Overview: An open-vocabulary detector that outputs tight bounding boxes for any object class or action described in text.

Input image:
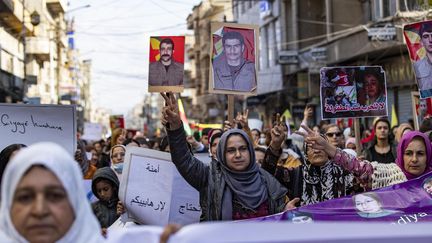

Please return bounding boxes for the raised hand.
[234,109,250,130]
[160,92,182,131]
[296,124,337,158]
[269,113,286,151]
[303,106,313,121]
[223,120,234,132]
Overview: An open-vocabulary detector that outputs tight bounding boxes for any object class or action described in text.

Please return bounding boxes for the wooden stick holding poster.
[227,95,235,123]
[148,36,185,93]
[119,146,201,226]
[209,22,259,95]
[354,119,363,155]
[320,66,388,119]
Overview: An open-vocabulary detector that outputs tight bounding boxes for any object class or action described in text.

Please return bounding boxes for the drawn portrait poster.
[320,66,388,119]
[209,22,259,95]
[148,36,185,93]
[404,21,432,99]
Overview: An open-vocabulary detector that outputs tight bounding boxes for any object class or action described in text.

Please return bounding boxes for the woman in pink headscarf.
[298,128,432,191]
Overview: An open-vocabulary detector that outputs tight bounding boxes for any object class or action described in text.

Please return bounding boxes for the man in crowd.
[212,31,256,92]
[149,38,184,86]
[414,22,432,97]
[362,118,397,164]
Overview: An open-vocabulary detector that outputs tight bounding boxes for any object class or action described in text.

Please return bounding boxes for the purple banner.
[256,171,432,224]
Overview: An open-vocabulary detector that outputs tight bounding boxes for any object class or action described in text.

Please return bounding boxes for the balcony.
[46,0,66,17]
[0,0,13,12]
[0,0,33,35]
[25,36,50,61]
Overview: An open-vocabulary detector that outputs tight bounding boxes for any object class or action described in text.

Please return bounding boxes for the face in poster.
[110,115,125,130]
[209,23,259,95]
[320,66,388,119]
[404,21,432,98]
[411,91,432,130]
[148,36,185,93]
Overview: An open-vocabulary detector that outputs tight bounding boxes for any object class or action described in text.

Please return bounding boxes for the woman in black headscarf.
[161,92,288,221]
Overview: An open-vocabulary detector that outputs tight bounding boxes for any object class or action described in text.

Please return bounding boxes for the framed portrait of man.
[148,36,185,93]
[209,22,259,95]
[404,21,432,98]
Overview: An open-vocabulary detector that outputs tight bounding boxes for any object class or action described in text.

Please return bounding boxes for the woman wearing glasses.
[298,127,432,191]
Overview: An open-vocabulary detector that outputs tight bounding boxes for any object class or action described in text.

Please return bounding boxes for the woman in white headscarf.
[0,142,104,243]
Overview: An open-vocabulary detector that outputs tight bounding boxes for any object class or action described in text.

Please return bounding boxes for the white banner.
[0,104,76,155]
[119,147,201,226]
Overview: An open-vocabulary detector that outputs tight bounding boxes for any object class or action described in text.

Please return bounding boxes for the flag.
[391,104,398,128]
[178,99,192,136]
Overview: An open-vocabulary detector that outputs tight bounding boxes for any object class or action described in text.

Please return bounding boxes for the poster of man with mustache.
[148,36,185,92]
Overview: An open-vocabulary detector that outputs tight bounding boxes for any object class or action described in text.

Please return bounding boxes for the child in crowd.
[91,167,120,230]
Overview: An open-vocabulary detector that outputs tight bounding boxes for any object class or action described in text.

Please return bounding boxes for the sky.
[68,0,202,115]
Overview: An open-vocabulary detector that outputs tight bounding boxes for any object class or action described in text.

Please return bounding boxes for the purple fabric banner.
[256,171,432,224]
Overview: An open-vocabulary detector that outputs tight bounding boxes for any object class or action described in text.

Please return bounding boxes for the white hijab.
[0,142,104,243]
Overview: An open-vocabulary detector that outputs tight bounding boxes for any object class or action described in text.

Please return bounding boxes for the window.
[399,0,429,11]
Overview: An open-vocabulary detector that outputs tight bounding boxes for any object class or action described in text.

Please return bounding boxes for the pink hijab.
[396,131,432,180]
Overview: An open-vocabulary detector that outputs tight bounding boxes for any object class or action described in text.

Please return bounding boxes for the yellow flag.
[282,109,292,120]
[391,104,398,128]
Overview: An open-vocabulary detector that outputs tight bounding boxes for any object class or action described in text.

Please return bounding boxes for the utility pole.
[56,16,61,104]
[21,0,26,103]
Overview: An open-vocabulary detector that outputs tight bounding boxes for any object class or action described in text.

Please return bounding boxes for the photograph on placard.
[320,66,387,119]
[411,91,432,130]
[404,21,432,98]
[109,115,125,130]
[148,36,185,93]
[209,22,258,95]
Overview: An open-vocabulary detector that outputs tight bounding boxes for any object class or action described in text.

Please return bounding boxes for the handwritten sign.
[119,147,201,226]
[0,104,76,155]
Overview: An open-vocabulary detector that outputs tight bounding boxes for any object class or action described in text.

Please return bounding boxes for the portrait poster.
[404,21,432,99]
[209,22,259,95]
[109,115,125,131]
[148,36,185,93]
[119,146,201,226]
[320,66,388,119]
[411,91,432,130]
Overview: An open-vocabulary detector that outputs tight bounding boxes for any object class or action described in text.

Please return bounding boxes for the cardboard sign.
[81,122,103,141]
[209,22,259,95]
[148,36,185,93]
[119,147,200,226]
[320,66,388,119]
[404,20,432,98]
[0,104,76,155]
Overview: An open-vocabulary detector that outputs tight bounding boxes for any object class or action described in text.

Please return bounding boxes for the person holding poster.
[161,92,291,221]
[149,37,184,87]
[298,127,432,191]
[212,30,257,92]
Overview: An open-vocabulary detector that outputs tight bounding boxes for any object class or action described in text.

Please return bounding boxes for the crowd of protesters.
[1,91,432,242]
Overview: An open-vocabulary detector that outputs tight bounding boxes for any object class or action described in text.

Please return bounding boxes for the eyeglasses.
[326,132,342,138]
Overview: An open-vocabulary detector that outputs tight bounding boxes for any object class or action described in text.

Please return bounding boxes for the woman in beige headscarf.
[395,123,413,143]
